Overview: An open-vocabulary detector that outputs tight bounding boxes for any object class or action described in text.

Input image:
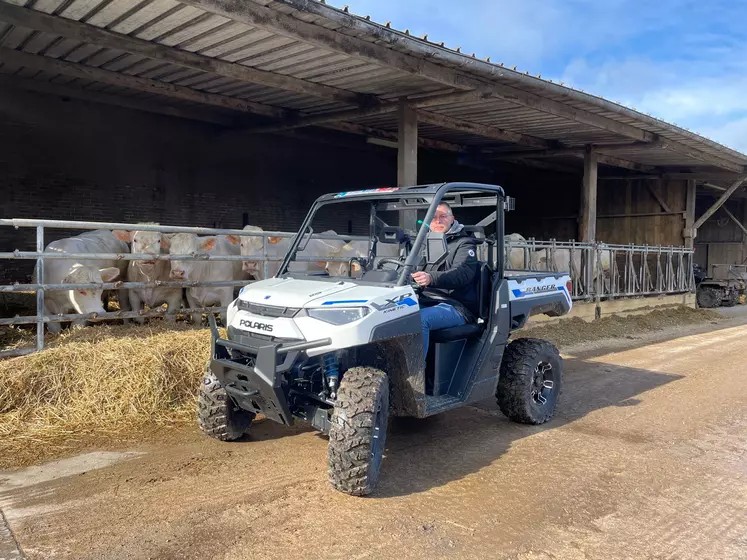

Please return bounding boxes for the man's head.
[430,202,454,233]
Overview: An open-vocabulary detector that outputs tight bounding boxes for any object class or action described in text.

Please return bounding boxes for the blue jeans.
[420,303,466,358]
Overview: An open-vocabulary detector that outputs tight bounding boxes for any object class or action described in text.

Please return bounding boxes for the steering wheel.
[376,257,406,270]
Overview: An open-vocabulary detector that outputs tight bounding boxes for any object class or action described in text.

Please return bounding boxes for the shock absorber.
[323,354,340,399]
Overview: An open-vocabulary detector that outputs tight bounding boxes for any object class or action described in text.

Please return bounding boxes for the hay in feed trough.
[0,323,215,468]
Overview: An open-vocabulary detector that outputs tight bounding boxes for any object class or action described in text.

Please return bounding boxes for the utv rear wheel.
[328,367,389,496]
[197,366,255,441]
[697,286,722,308]
[497,338,562,425]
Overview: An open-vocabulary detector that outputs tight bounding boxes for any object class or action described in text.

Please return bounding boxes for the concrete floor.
[1,318,746,559]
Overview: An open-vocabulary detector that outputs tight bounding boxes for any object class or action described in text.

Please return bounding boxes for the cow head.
[63,264,120,317]
[239,225,265,276]
[169,234,215,280]
[128,230,168,272]
[325,243,363,277]
[529,251,549,270]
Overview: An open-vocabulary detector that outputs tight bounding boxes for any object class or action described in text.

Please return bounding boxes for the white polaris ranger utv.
[199,183,572,496]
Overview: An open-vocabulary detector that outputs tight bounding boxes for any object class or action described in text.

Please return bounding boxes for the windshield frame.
[276,182,506,282]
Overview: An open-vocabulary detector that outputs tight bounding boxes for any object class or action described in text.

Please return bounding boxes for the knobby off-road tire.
[497,338,563,425]
[197,365,255,441]
[697,286,722,309]
[328,367,389,496]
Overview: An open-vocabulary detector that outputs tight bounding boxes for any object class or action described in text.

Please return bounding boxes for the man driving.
[411,202,480,359]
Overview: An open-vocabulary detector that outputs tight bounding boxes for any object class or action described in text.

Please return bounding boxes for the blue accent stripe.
[322,299,368,305]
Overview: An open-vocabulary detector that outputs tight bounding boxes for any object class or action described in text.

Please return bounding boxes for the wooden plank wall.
[596,178,687,246]
[507,175,690,246]
[693,195,746,268]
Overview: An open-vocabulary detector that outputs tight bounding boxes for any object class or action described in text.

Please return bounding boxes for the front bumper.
[208,316,331,426]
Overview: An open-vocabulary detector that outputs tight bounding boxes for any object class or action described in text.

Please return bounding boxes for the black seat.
[427,260,493,344]
[430,323,483,343]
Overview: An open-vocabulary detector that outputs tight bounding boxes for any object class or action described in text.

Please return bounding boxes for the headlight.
[306,307,369,325]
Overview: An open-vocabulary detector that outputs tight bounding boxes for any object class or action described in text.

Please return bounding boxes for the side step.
[423,394,463,416]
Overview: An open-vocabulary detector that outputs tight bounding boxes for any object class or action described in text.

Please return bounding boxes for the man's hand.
[411,271,433,287]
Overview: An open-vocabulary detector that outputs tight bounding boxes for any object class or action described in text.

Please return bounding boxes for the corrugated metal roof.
[0,0,745,180]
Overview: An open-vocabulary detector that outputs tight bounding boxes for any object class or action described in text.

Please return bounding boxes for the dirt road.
[2,323,747,559]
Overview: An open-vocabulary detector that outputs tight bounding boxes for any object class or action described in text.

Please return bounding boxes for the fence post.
[595,244,602,318]
[262,234,269,280]
[35,225,45,352]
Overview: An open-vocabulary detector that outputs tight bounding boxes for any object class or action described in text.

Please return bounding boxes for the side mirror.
[426,232,448,267]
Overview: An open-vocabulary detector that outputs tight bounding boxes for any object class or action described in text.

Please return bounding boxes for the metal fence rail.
[0,218,369,358]
[502,238,695,300]
[1,219,696,359]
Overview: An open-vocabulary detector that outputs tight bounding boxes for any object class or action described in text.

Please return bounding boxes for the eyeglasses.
[432,213,452,222]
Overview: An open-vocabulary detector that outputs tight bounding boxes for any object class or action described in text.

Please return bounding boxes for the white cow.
[505,232,529,270]
[530,248,582,275]
[34,230,130,333]
[168,233,244,325]
[531,246,613,292]
[114,228,183,324]
[326,240,402,278]
[325,240,368,278]
[240,226,344,279]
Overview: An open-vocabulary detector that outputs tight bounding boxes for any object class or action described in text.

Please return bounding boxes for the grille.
[237,300,300,318]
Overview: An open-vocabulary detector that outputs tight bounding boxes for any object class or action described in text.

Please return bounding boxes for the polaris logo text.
[239,319,274,332]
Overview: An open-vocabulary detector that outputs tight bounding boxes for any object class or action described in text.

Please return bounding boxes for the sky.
[341,0,747,153]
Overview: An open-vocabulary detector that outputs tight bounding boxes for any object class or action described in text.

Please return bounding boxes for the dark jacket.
[423,222,480,321]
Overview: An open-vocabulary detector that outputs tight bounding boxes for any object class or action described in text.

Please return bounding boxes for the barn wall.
[693,195,746,269]
[596,178,687,246]
[497,176,690,246]
[0,85,695,285]
[0,87,495,282]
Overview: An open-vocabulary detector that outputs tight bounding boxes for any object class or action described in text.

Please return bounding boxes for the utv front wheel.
[328,367,389,496]
[197,366,255,441]
[497,338,562,425]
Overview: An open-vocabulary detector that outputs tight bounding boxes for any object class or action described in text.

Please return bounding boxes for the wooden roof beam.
[0,48,288,119]
[587,153,657,173]
[415,110,551,149]
[694,175,747,230]
[0,2,365,107]
[239,89,495,135]
[490,140,669,159]
[490,147,582,159]
[0,74,238,126]
[323,121,466,153]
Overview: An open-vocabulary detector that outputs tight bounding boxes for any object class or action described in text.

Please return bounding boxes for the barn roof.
[1,0,745,184]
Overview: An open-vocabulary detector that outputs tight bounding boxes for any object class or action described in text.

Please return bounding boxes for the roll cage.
[277,182,509,283]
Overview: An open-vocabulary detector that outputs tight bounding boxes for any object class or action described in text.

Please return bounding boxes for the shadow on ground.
[373,356,681,497]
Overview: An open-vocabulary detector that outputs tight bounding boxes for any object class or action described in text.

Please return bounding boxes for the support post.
[35,225,45,352]
[684,179,696,248]
[397,103,418,230]
[579,147,598,242]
